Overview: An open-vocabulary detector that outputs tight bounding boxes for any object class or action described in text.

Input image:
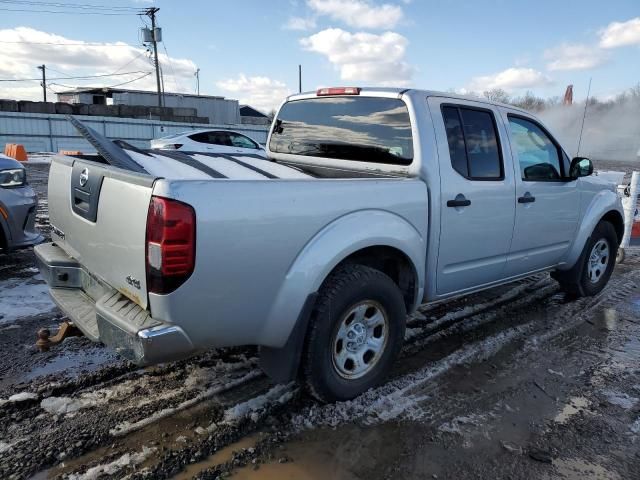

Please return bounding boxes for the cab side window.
[442,105,503,180]
[508,116,562,181]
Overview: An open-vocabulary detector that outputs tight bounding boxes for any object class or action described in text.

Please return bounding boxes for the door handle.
[447,196,471,208]
[517,194,536,204]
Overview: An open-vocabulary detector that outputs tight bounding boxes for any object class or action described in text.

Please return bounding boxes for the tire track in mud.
[4,259,639,479]
[0,274,551,479]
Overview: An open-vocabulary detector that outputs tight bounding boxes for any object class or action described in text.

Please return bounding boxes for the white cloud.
[544,43,608,71]
[216,74,291,113]
[284,16,317,31]
[467,67,552,93]
[599,17,640,48]
[301,28,413,86]
[0,27,196,101]
[307,0,403,29]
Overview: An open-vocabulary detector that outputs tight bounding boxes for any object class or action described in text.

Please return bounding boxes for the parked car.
[36,88,624,402]
[150,129,267,157]
[0,154,42,253]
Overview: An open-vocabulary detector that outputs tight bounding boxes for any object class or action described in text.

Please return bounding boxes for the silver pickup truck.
[35,88,624,402]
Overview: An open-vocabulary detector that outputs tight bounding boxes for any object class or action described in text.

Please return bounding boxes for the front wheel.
[553,220,618,297]
[302,264,406,403]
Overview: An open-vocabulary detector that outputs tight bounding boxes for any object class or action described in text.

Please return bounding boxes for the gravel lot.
[0,161,639,479]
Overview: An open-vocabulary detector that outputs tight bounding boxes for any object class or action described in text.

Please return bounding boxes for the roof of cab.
[286,87,531,115]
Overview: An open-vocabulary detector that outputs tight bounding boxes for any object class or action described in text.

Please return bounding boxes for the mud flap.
[259,292,318,383]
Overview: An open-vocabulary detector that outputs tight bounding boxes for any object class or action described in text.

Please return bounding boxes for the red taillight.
[316,87,361,96]
[146,196,196,294]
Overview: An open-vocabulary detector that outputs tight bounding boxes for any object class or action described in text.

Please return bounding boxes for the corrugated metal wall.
[113,92,241,124]
[0,111,269,153]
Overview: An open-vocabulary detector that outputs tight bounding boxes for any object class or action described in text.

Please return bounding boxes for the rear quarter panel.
[149,178,428,348]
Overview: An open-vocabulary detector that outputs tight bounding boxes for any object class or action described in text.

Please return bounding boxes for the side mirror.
[570,157,593,179]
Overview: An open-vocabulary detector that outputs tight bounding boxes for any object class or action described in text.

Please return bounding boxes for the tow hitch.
[36,321,83,351]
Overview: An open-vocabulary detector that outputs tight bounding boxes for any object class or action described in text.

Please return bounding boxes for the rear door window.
[229,133,258,149]
[207,131,232,146]
[442,105,503,180]
[269,97,413,165]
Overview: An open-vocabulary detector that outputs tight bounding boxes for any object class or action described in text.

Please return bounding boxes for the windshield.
[269,96,413,165]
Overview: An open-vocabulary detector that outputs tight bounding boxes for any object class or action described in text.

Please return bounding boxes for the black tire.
[552,221,618,297]
[302,264,406,403]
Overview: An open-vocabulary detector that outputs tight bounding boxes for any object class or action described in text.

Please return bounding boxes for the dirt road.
[0,162,639,479]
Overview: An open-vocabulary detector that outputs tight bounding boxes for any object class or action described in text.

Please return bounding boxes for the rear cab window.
[269,97,413,165]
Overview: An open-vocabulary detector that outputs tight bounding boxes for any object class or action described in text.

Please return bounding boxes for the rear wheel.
[553,221,618,297]
[302,264,406,403]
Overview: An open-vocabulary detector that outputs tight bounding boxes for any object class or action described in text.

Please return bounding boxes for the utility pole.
[195,68,200,96]
[145,7,162,107]
[298,64,302,93]
[37,64,46,102]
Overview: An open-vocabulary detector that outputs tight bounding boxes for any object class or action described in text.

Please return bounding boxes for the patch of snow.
[439,414,488,434]
[0,442,13,454]
[0,275,55,324]
[602,390,639,410]
[8,392,38,402]
[65,446,156,480]
[547,369,565,377]
[41,396,88,415]
[630,417,640,434]
[221,383,296,425]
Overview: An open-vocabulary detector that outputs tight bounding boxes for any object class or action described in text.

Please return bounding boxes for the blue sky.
[0,0,638,111]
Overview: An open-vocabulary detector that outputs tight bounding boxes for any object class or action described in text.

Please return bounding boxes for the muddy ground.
[0,161,639,480]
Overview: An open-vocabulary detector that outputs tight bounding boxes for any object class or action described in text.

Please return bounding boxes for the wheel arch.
[601,209,624,245]
[559,190,624,271]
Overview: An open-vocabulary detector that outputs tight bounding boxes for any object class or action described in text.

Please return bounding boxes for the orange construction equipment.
[563,85,573,106]
[4,144,28,162]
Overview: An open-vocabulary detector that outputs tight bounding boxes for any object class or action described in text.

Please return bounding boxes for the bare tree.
[482,88,510,103]
[511,91,546,112]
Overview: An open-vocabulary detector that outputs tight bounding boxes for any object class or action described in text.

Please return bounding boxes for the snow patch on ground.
[221,383,296,425]
[8,392,38,402]
[0,275,55,324]
[602,389,639,410]
[630,417,640,434]
[0,442,13,454]
[438,414,488,434]
[65,446,156,480]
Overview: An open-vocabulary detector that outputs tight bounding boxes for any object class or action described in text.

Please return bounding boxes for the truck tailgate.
[48,156,156,309]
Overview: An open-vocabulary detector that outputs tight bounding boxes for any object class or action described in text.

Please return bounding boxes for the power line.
[49,71,152,90]
[0,70,151,82]
[162,42,182,93]
[0,7,142,15]
[0,40,135,46]
[0,0,142,11]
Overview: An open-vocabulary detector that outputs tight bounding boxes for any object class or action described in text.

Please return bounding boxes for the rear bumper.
[34,242,195,365]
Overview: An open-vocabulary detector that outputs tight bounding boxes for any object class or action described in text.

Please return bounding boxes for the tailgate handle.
[73,188,91,212]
